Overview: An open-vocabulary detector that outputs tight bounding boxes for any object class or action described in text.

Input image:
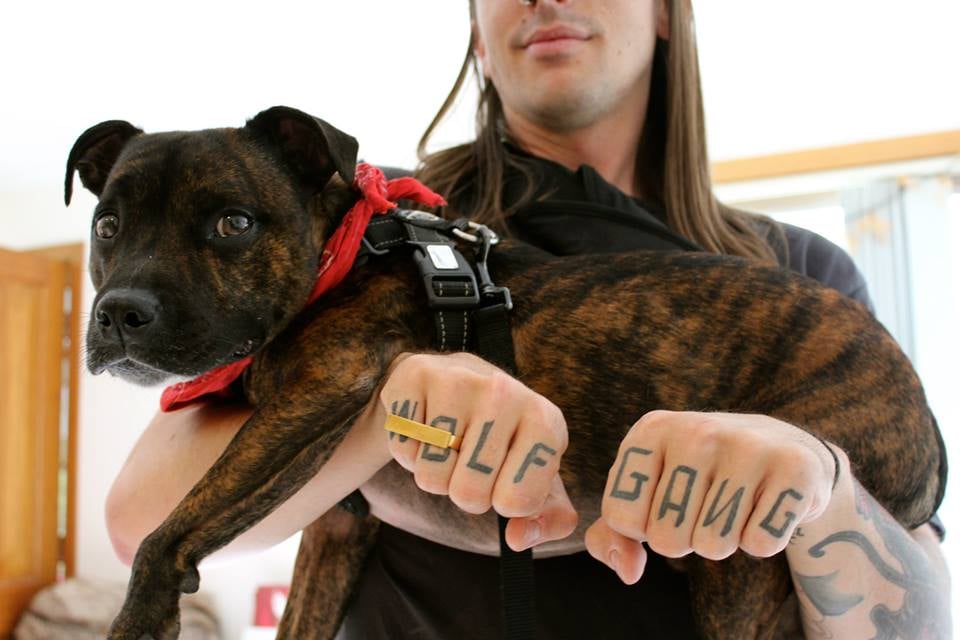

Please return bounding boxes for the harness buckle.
[411,241,481,309]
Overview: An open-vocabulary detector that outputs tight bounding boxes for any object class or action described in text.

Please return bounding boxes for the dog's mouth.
[95,355,181,387]
[87,335,263,386]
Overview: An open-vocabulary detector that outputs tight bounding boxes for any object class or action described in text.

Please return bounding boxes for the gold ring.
[384,414,461,451]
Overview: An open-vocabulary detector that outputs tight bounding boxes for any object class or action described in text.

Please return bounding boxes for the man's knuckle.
[636,409,668,428]
[691,530,737,561]
[546,404,569,446]
[493,486,541,517]
[690,415,725,442]
[413,470,449,496]
[739,528,778,558]
[449,476,493,513]
[630,409,677,439]
[603,506,646,540]
[484,370,516,402]
[449,485,492,514]
[401,353,432,377]
[645,525,691,558]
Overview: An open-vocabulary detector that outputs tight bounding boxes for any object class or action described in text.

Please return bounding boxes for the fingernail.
[522,520,542,548]
[609,549,621,574]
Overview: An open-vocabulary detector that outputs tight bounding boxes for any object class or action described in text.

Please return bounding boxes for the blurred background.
[1,1,958,638]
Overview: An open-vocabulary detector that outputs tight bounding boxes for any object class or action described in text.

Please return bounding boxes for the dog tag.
[426,244,458,270]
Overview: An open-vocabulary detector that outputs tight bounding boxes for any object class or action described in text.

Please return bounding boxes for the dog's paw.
[108,549,184,640]
[107,587,181,640]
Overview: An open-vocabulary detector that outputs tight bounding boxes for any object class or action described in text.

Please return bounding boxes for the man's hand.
[379,352,579,551]
[584,411,838,584]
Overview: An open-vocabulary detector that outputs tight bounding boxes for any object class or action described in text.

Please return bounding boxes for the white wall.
[2,1,959,638]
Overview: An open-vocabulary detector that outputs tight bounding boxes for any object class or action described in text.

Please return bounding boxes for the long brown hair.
[416,1,780,263]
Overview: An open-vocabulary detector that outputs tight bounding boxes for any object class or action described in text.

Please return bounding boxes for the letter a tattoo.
[658,465,698,527]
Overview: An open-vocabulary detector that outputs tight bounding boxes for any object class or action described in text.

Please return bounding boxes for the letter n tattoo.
[658,465,698,527]
[609,447,653,501]
[701,479,745,537]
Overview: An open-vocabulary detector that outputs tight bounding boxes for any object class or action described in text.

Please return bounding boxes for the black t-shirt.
[342,156,933,639]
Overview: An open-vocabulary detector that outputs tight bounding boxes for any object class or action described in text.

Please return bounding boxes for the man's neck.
[502,97,647,198]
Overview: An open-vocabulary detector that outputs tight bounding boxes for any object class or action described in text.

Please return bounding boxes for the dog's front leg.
[278,507,380,639]
[107,388,378,640]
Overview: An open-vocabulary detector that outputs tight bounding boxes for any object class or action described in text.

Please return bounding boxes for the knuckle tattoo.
[609,447,654,501]
[513,442,557,484]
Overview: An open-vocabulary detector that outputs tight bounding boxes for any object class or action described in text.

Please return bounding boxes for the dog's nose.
[95,289,160,342]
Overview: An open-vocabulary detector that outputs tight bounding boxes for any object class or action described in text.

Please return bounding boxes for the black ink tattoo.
[799,480,949,638]
[789,526,805,545]
[466,420,495,475]
[609,447,652,501]
[388,399,418,442]
[793,571,864,616]
[759,488,804,538]
[657,465,697,527]
[701,478,745,537]
[421,415,457,462]
[513,442,557,483]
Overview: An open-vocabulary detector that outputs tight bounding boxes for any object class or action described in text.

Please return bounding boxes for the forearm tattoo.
[793,480,949,638]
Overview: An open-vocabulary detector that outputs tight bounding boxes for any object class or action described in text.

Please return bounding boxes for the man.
[108,1,950,637]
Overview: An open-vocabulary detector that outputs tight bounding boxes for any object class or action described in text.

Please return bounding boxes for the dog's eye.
[215,212,253,238]
[95,214,119,239]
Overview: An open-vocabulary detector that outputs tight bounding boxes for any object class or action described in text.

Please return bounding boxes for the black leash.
[347,209,536,639]
[459,221,534,640]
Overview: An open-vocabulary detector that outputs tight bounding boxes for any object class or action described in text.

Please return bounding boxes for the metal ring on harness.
[452,221,501,246]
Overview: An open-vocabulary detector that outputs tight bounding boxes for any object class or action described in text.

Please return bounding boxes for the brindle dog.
[66,106,945,639]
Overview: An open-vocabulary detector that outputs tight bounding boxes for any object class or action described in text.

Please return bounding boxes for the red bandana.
[159,163,446,412]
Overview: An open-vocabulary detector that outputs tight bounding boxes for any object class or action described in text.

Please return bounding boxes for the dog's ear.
[65,120,143,205]
[246,106,358,190]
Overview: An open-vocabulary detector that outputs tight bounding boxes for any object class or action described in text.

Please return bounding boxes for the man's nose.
[94,288,161,345]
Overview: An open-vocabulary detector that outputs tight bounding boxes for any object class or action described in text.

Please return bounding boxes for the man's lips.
[522,25,592,48]
[518,24,593,58]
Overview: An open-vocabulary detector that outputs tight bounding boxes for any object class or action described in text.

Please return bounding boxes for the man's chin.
[515,86,609,133]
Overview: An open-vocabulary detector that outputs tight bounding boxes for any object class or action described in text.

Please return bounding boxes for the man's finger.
[504,473,578,551]
[584,518,647,585]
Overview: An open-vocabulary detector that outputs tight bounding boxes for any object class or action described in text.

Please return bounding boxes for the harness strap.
[474,303,535,640]
[348,209,536,639]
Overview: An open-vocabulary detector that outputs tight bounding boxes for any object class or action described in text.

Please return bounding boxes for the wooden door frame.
[25,243,84,578]
[712,130,960,184]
